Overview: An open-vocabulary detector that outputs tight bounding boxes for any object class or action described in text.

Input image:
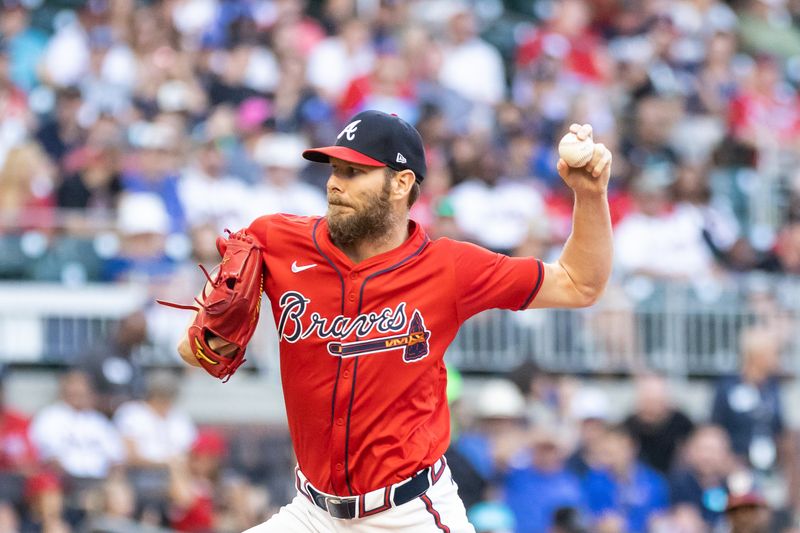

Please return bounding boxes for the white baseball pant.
[243,461,475,532]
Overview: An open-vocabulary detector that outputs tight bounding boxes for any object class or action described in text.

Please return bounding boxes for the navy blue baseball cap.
[303,110,427,182]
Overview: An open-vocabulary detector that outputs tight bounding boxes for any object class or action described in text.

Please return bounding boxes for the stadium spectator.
[0,0,48,93]
[452,379,527,488]
[177,136,248,233]
[467,500,516,533]
[244,132,327,220]
[113,370,196,467]
[35,87,85,165]
[758,220,800,275]
[565,387,611,478]
[0,365,37,474]
[693,30,739,116]
[724,477,772,533]
[56,143,122,212]
[0,38,33,163]
[728,53,800,151]
[29,370,125,480]
[337,52,418,121]
[623,374,695,474]
[19,471,75,533]
[502,427,585,533]
[670,425,740,529]
[83,474,138,533]
[449,152,546,253]
[614,164,717,280]
[225,98,274,184]
[507,361,564,429]
[0,364,37,517]
[120,121,185,234]
[79,311,148,417]
[167,429,227,532]
[516,0,609,84]
[583,425,670,533]
[439,7,506,107]
[0,143,55,231]
[306,19,374,104]
[711,327,787,471]
[2,0,800,529]
[738,0,800,59]
[103,192,178,283]
[670,162,741,265]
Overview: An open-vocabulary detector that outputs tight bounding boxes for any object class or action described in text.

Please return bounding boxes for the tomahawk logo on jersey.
[248,213,544,497]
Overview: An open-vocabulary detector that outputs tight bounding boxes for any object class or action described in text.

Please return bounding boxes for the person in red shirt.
[168,429,227,532]
[0,367,37,473]
[178,110,614,532]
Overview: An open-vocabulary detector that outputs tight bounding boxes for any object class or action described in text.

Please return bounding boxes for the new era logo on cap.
[302,110,427,183]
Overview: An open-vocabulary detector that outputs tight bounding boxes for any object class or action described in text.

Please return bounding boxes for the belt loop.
[430,456,446,485]
[387,480,398,509]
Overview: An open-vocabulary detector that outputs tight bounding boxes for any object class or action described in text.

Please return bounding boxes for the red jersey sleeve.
[446,239,544,322]
[247,215,270,248]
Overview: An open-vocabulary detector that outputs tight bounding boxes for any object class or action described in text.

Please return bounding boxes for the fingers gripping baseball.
[557,123,612,195]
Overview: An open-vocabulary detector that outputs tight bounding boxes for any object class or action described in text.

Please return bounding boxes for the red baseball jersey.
[248,214,544,496]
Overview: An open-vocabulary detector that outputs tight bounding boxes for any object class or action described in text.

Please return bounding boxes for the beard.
[327,175,398,248]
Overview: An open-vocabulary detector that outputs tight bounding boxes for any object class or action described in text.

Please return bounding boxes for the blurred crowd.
[2,320,797,532]
[0,352,293,532]
[1,0,800,355]
[448,326,798,533]
[1,0,800,289]
[2,0,800,531]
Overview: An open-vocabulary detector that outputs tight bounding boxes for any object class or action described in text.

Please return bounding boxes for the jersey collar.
[315,218,429,273]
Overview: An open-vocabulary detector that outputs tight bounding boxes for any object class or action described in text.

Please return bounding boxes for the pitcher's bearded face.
[326,160,397,247]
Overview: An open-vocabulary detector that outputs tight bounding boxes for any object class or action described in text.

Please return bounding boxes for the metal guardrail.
[2,277,799,376]
[447,277,800,376]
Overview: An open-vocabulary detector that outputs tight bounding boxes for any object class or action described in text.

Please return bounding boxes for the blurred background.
[1,0,800,531]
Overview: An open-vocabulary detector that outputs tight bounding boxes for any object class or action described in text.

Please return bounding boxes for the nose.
[327,172,345,195]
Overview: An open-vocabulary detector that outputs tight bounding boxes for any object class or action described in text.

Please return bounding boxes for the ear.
[391,170,416,203]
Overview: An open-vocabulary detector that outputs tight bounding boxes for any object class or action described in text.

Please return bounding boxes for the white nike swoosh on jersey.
[291,261,318,273]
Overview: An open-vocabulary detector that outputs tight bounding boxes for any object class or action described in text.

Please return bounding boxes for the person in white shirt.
[438,9,506,106]
[306,19,375,103]
[113,370,197,466]
[29,370,125,479]
[240,133,327,221]
[614,167,717,280]
[178,139,249,232]
[449,174,546,253]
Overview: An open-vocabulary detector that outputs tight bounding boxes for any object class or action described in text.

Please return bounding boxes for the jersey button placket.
[331,274,360,493]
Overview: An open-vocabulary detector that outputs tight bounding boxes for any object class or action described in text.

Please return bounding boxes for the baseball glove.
[157,229,264,381]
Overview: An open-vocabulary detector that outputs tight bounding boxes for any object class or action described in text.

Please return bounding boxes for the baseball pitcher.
[173,110,613,532]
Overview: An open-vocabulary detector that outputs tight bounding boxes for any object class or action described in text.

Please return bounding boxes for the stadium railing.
[2,275,798,377]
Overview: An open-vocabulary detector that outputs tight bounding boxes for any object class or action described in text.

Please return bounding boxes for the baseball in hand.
[558,132,595,168]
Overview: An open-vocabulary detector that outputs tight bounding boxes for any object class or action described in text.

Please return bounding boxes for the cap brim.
[302,146,385,167]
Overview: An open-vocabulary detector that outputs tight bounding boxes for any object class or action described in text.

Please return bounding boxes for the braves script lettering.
[278,291,408,343]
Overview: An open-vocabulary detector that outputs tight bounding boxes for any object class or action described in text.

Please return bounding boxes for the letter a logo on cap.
[337,120,362,141]
[396,152,407,164]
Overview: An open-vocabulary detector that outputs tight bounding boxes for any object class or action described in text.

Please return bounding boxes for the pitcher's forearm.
[557,191,613,303]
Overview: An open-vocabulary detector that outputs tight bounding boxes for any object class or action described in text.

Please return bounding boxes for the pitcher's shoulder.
[248,213,320,245]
